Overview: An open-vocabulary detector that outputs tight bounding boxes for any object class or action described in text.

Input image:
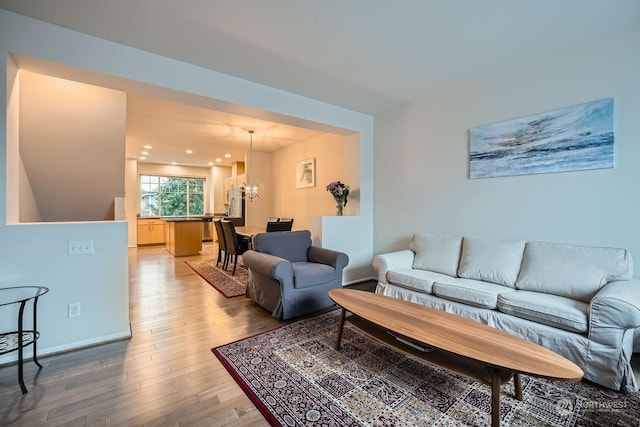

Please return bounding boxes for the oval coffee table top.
[329,288,584,382]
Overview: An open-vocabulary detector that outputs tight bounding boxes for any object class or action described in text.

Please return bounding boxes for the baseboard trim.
[0,329,132,367]
[343,276,376,286]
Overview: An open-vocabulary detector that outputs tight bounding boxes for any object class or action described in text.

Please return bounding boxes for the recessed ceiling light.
[224,153,231,158]
[141,151,149,155]
[185,149,193,154]
[215,158,222,162]
[207,162,214,166]
[143,145,152,149]
[171,162,177,165]
[140,156,147,160]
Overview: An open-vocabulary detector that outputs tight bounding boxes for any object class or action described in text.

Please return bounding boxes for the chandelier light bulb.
[243,181,264,201]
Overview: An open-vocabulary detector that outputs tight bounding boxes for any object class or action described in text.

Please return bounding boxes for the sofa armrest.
[308,246,349,273]
[589,279,640,343]
[372,250,415,284]
[242,250,294,290]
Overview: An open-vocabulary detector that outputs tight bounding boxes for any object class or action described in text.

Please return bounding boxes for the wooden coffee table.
[329,289,583,427]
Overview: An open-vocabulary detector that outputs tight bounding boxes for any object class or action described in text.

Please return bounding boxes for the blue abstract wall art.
[469,98,614,179]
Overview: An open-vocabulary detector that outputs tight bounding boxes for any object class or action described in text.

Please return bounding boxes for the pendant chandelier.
[243,130,263,202]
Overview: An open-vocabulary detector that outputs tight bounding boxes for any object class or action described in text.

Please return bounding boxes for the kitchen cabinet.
[236,173,246,189]
[137,219,165,245]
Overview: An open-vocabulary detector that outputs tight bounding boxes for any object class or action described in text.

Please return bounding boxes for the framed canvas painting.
[469,98,614,179]
[296,158,315,188]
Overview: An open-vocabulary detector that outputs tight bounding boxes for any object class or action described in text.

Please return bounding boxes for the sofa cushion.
[292,262,335,289]
[516,241,633,302]
[497,290,589,333]
[409,233,462,277]
[457,236,525,288]
[387,268,453,294]
[432,277,515,309]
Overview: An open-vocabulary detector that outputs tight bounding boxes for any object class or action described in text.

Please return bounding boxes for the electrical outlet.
[68,302,81,318]
[68,240,94,255]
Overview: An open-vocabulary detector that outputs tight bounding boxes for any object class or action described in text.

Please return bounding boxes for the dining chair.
[266,218,294,232]
[220,220,250,275]
[279,218,294,230]
[266,220,282,232]
[213,219,227,267]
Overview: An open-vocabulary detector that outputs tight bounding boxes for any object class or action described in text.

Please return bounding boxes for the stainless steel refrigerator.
[227,188,244,218]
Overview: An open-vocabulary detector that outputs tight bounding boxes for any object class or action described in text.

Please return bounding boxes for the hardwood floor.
[0,243,372,426]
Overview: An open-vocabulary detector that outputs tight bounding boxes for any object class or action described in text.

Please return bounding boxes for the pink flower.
[326,181,350,205]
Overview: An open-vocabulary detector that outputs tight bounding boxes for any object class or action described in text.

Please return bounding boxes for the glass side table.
[0,286,49,393]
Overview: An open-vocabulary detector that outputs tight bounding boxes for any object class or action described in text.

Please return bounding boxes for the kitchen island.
[164,218,202,256]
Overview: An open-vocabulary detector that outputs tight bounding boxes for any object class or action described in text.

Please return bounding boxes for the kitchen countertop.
[138,216,216,221]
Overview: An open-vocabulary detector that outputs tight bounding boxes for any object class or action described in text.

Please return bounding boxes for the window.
[140,175,204,217]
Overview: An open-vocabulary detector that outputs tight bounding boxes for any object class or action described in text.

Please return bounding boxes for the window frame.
[139,174,205,217]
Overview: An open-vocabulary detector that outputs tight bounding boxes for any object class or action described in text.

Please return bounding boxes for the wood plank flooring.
[0,243,374,426]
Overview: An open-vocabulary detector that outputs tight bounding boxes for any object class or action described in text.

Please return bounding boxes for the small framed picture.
[295,158,315,189]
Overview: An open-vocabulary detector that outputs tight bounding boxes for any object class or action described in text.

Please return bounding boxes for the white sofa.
[373,233,640,392]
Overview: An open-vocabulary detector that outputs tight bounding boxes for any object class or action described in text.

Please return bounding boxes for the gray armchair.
[243,230,349,320]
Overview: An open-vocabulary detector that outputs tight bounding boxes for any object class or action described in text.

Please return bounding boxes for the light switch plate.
[68,240,94,255]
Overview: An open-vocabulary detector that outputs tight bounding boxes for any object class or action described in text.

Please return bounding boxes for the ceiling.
[2,1,639,166]
[125,93,328,167]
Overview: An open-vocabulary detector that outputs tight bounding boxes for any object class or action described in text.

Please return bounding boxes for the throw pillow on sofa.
[410,233,462,277]
[516,241,632,302]
[457,236,525,287]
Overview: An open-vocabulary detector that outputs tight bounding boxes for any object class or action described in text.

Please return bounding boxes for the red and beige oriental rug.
[213,310,640,426]
[185,258,248,298]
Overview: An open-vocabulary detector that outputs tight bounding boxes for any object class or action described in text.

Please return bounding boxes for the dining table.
[235,226,266,247]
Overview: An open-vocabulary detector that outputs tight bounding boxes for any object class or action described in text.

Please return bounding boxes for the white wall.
[211,165,231,215]
[2,34,131,363]
[18,156,41,222]
[374,28,640,268]
[0,222,129,365]
[6,51,19,224]
[0,9,374,361]
[271,133,357,231]
[269,131,370,283]
[124,158,138,247]
[19,71,126,222]
[244,150,274,227]
[307,126,373,283]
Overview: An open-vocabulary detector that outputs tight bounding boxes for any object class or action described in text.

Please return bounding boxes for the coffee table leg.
[491,368,500,427]
[334,308,346,350]
[514,373,523,401]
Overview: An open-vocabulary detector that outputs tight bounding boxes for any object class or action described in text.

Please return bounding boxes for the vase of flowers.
[326,181,350,216]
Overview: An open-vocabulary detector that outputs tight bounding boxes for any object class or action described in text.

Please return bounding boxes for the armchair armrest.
[308,246,349,272]
[242,250,294,290]
[372,250,415,284]
[589,279,640,344]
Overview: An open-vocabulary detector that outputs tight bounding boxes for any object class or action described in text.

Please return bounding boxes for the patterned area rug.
[185,258,248,298]
[213,310,640,426]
